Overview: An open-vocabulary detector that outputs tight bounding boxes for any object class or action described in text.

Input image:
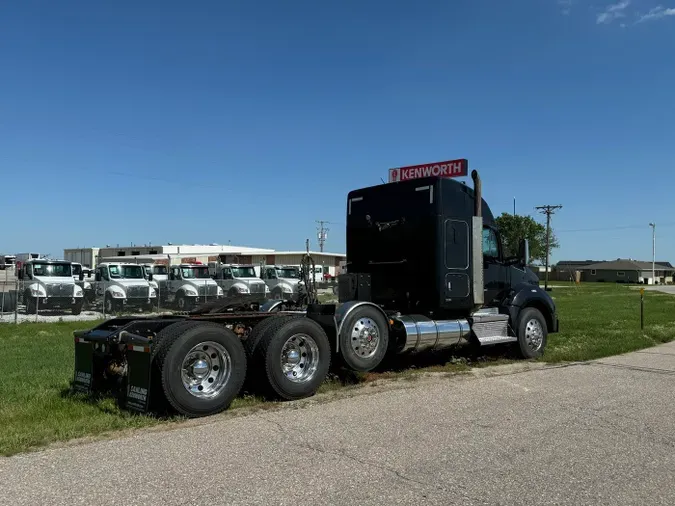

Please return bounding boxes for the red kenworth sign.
[388,158,468,183]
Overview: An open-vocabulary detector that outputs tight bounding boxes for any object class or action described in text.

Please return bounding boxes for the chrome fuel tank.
[396,314,470,353]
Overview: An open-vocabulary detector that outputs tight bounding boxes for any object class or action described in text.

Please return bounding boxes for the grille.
[126,285,150,298]
[46,283,72,297]
[197,283,219,296]
[249,283,265,294]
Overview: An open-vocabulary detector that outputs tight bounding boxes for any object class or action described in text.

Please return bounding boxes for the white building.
[63,248,100,268]
[64,244,346,277]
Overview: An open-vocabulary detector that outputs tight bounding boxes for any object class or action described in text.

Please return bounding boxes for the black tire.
[338,306,389,372]
[154,321,247,417]
[252,317,331,401]
[227,288,239,298]
[243,315,300,359]
[176,293,192,311]
[71,301,83,315]
[104,294,116,314]
[515,307,548,359]
[26,296,37,315]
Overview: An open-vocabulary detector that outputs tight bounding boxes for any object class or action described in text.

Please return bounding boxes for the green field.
[1,282,674,456]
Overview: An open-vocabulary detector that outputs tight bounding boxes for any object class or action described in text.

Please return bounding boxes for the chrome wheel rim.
[350,318,380,358]
[525,319,544,351]
[280,333,320,383]
[181,341,232,398]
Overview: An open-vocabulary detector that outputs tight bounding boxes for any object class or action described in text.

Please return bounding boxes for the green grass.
[543,282,675,362]
[1,282,674,456]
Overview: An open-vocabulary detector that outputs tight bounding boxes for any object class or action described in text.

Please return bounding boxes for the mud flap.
[73,337,95,394]
[124,344,153,413]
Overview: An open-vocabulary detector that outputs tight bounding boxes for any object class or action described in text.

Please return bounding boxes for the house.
[553,260,602,282]
[579,259,674,285]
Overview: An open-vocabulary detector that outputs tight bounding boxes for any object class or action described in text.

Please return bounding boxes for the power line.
[316,220,331,252]
[536,205,562,291]
[557,222,675,233]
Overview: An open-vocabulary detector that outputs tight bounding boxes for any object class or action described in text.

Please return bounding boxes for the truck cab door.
[482,227,509,304]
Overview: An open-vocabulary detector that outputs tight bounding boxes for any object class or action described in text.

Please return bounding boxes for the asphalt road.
[2,343,675,506]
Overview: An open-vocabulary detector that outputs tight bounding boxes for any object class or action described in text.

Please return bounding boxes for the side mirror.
[148,273,153,281]
[87,271,92,278]
[518,239,529,265]
[18,270,24,280]
[95,272,101,282]
[79,273,85,281]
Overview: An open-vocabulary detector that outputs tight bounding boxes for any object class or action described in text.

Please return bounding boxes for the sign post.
[389,158,468,183]
[640,288,645,330]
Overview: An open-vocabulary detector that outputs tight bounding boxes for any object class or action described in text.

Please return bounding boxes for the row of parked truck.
[11,255,309,314]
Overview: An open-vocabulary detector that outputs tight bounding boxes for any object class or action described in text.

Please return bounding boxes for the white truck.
[142,263,169,302]
[17,258,84,314]
[165,263,223,311]
[71,262,95,304]
[209,262,269,298]
[94,262,157,313]
[260,265,304,300]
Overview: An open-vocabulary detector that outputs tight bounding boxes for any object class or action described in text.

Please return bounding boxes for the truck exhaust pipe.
[471,169,484,307]
[471,170,481,218]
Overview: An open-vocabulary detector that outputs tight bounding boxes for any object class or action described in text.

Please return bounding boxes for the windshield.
[231,266,257,278]
[277,268,299,279]
[72,264,82,275]
[32,262,72,277]
[109,265,145,279]
[181,267,211,279]
[152,265,168,275]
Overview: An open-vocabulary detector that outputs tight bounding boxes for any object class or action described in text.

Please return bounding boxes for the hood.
[114,279,150,287]
[184,279,217,286]
[279,278,301,287]
[33,276,76,285]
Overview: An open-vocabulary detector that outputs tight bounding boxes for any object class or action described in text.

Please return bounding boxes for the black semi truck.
[72,168,558,417]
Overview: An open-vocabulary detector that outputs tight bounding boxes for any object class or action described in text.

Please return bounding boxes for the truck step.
[470,313,517,346]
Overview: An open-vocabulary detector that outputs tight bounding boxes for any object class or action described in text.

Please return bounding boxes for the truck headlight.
[74,287,83,297]
[149,288,157,298]
[217,286,224,296]
[235,286,249,293]
[111,289,125,298]
[185,289,198,296]
[282,286,293,293]
[264,285,270,293]
[30,288,42,297]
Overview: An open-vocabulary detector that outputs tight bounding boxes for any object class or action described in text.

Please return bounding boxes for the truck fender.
[334,301,388,354]
[178,284,198,297]
[26,282,45,297]
[504,284,556,332]
[260,300,287,313]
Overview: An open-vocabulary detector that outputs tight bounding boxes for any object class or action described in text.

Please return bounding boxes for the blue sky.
[1,0,674,263]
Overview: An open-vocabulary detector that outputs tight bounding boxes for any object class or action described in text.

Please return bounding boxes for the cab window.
[482,227,499,258]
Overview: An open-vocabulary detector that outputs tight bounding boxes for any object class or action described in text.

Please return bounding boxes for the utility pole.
[649,222,656,284]
[536,205,562,291]
[513,197,516,216]
[316,220,331,252]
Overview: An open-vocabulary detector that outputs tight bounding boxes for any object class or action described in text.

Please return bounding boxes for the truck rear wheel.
[252,317,330,400]
[154,321,247,417]
[515,307,547,359]
[339,306,389,372]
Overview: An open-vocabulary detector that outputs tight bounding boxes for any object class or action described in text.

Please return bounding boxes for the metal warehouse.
[64,244,345,277]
